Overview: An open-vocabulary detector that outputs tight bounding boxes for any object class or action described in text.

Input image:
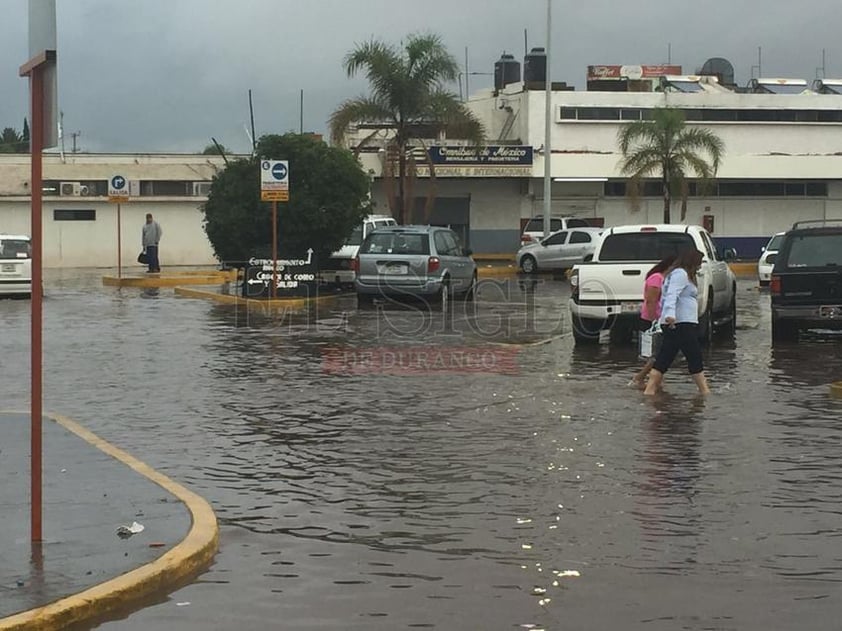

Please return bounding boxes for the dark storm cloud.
[1,0,840,152]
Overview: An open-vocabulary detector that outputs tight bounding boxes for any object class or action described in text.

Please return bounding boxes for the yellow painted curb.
[477,266,519,278]
[728,262,756,275]
[472,254,516,262]
[174,285,343,309]
[831,382,842,398]
[103,274,232,288]
[0,414,218,631]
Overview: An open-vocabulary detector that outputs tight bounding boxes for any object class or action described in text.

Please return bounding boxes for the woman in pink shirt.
[631,254,676,386]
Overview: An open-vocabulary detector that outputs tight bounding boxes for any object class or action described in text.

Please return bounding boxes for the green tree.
[618,107,725,223]
[330,33,483,224]
[202,133,371,264]
[0,127,22,153]
[202,142,228,156]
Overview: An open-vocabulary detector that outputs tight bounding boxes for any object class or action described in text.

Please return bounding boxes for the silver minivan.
[354,226,476,306]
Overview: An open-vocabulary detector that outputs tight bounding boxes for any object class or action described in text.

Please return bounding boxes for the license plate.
[621,302,641,313]
[819,305,842,319]
[379,264,407,275]
[1,264,16,273]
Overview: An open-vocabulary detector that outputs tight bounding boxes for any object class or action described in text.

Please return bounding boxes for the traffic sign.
[260,159,289,202]
[108,174,129,203]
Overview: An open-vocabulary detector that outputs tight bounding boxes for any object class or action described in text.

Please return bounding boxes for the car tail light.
[521,235,533,244]
[351,256,359,273]
[427,256,441,273]
[770,275,781,296]
[640,226,658,232]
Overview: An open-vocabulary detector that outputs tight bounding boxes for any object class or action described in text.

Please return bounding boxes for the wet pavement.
[1,269,841,630]
[0,413,191,619]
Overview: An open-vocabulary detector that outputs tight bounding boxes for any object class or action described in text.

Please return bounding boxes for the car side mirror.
[760,246,766,253]
[723,248,737,262]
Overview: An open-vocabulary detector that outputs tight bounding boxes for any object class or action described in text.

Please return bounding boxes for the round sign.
[271,162,288,180]
[111,175,126,190]
[261,160,271,170]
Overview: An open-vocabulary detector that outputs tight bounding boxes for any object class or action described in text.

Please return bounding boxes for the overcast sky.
[2,0,840,153]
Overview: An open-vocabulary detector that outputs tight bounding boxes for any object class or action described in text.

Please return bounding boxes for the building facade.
[0,153,226,268]
[353,79,842,257]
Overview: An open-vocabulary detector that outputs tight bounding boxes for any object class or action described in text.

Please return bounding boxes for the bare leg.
[692,372,711,395]
[644,369,664,395]
[631,358,655,386]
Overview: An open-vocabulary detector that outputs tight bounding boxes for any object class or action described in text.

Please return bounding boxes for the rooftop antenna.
[248,89,257,151]
[465,46,469,99]
[750,46,762,80]
[667,42,671,64]
[524,28,528,57]
[816,48,827,79]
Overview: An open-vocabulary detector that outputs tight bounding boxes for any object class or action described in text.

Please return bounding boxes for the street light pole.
[543,0,553,239]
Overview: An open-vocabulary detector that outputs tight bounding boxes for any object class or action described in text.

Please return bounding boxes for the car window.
[525,218,562,233]
[375,219,394,228]
[360,232,430,255]
[566,218,590,228]
[785,234,842,268]
[0,239,31,259]
[434,231,450,255]
[700,232,717,261]
[599,232,695,261]
[542,231,568,246]
[569,231,592,244]
[766,234,785,251]
[444,231,463,256]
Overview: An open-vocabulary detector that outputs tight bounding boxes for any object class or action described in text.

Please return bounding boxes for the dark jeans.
[653,322,704,375]
[146,245,160,272]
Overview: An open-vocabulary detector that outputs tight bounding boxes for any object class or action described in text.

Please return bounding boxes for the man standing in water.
[142,213,163,273]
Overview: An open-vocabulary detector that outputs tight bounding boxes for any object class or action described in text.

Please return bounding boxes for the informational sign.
[242,249,317,298]
[108,174,129,203]
[587,64,682,81]
[260,159,289,202]
[427,145,533,166]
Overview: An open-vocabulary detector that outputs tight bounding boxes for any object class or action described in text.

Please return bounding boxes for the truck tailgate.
[577,263,652,303]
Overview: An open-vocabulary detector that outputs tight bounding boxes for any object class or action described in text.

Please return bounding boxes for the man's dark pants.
[146,245,160,272]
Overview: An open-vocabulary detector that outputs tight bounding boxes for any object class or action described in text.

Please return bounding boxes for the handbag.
[137,251,148,264]
[639,320,663,360]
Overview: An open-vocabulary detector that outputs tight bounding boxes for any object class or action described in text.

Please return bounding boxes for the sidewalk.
[0,413,217,630]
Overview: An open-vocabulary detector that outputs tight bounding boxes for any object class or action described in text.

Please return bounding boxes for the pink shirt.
[640,272,665,321]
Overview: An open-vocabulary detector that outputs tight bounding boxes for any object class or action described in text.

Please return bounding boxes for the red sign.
[587,64,682,81]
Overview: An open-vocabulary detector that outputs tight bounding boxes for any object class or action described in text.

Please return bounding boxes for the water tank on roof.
[524,47,547,83]
[494,53,521,89]
[700,57,736,87]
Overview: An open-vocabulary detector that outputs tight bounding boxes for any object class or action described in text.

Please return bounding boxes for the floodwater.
[1,270,841,631]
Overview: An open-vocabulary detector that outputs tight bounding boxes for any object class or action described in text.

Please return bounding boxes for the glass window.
[360,232,430,255]
[701,233,717,261]
[345,225,364,246]
[0,239,32,259]
[559,107,577,120]
[766,234,785,251]
[542,231,568,246]
[569,231,592,244]
[786,234,842,267]
[599,232,695,261]
[566,218,590,228]
[577,107,620,120]
[53,209,96,221]
[805,182,828,196]
[785,183,806,196]
[620,109,641,120]
[604,182,626,196]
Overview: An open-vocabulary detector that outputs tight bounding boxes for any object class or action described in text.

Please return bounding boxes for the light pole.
[543,0,553,238]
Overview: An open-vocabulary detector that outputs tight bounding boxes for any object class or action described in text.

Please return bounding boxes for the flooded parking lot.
[1,270,841,630]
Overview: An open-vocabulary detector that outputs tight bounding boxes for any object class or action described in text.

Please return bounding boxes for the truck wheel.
[721,291,737,336]
[772,317,798,343]
[572,315,601,344]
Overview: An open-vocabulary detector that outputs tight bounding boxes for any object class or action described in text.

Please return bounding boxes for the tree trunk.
[662,172,671,224]
[397,145,407,225]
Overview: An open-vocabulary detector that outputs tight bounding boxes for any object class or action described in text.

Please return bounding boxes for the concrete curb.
[103,271,235,288]
[0,414,218,631]
[476,266,519,279]
[174,285,343,309]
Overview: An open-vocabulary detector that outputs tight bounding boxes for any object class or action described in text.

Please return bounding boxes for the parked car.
[517,227,603,273]
[569,224,737,345]
[0,234,32,297]
[770,219,842,341]
[354,226,477,307]
[757,232,785,286]
[520,216,592,245]
[320,214,397,286]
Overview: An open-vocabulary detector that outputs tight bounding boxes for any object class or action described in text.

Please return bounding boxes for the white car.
[0,234,32,297]
[520,216,592,245]
[517,227,603,273]
[757,232,785,286]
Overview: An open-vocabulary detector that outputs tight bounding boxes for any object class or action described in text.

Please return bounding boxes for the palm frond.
[619,146,663,177]
[423,89,485,145]
[329,96,394,145]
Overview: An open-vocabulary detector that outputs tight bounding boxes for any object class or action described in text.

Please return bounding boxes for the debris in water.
[116,521,145,539]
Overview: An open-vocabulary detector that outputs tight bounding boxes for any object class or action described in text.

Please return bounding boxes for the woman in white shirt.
[644,249,711,396]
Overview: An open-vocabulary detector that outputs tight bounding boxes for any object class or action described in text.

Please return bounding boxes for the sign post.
[108,174,130,277]
[260,160,290,299]
[19,0,58,544]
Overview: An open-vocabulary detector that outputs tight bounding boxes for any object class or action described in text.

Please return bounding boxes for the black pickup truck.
[770,220,842,342]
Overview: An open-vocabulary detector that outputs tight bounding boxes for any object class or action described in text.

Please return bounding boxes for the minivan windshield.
[360,232,430,255]
[786,234,842,268]
[599,232,695,261]
[0,239,31,259]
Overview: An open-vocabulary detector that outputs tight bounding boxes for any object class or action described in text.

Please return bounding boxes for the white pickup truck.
[568,224,738,345]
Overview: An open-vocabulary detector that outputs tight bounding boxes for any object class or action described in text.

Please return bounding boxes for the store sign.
[587,64,682,81]
[427,145,533,166]
[414,166,532,178]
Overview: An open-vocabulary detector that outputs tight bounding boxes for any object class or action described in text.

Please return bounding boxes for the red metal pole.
[30,64,44,544]
[117,203,122,278]
[271,201,278,299]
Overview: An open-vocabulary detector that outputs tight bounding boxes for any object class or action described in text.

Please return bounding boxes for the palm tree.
[618,107,725,223]
[330,33,484,224]
[0,127,23,153]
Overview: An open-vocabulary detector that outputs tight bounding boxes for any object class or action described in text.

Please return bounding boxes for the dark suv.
[770,220,842,341]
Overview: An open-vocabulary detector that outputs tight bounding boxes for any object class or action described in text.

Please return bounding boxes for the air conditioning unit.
[79,185,93,196]
[193,181,212,196]
[60,181,81,196]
